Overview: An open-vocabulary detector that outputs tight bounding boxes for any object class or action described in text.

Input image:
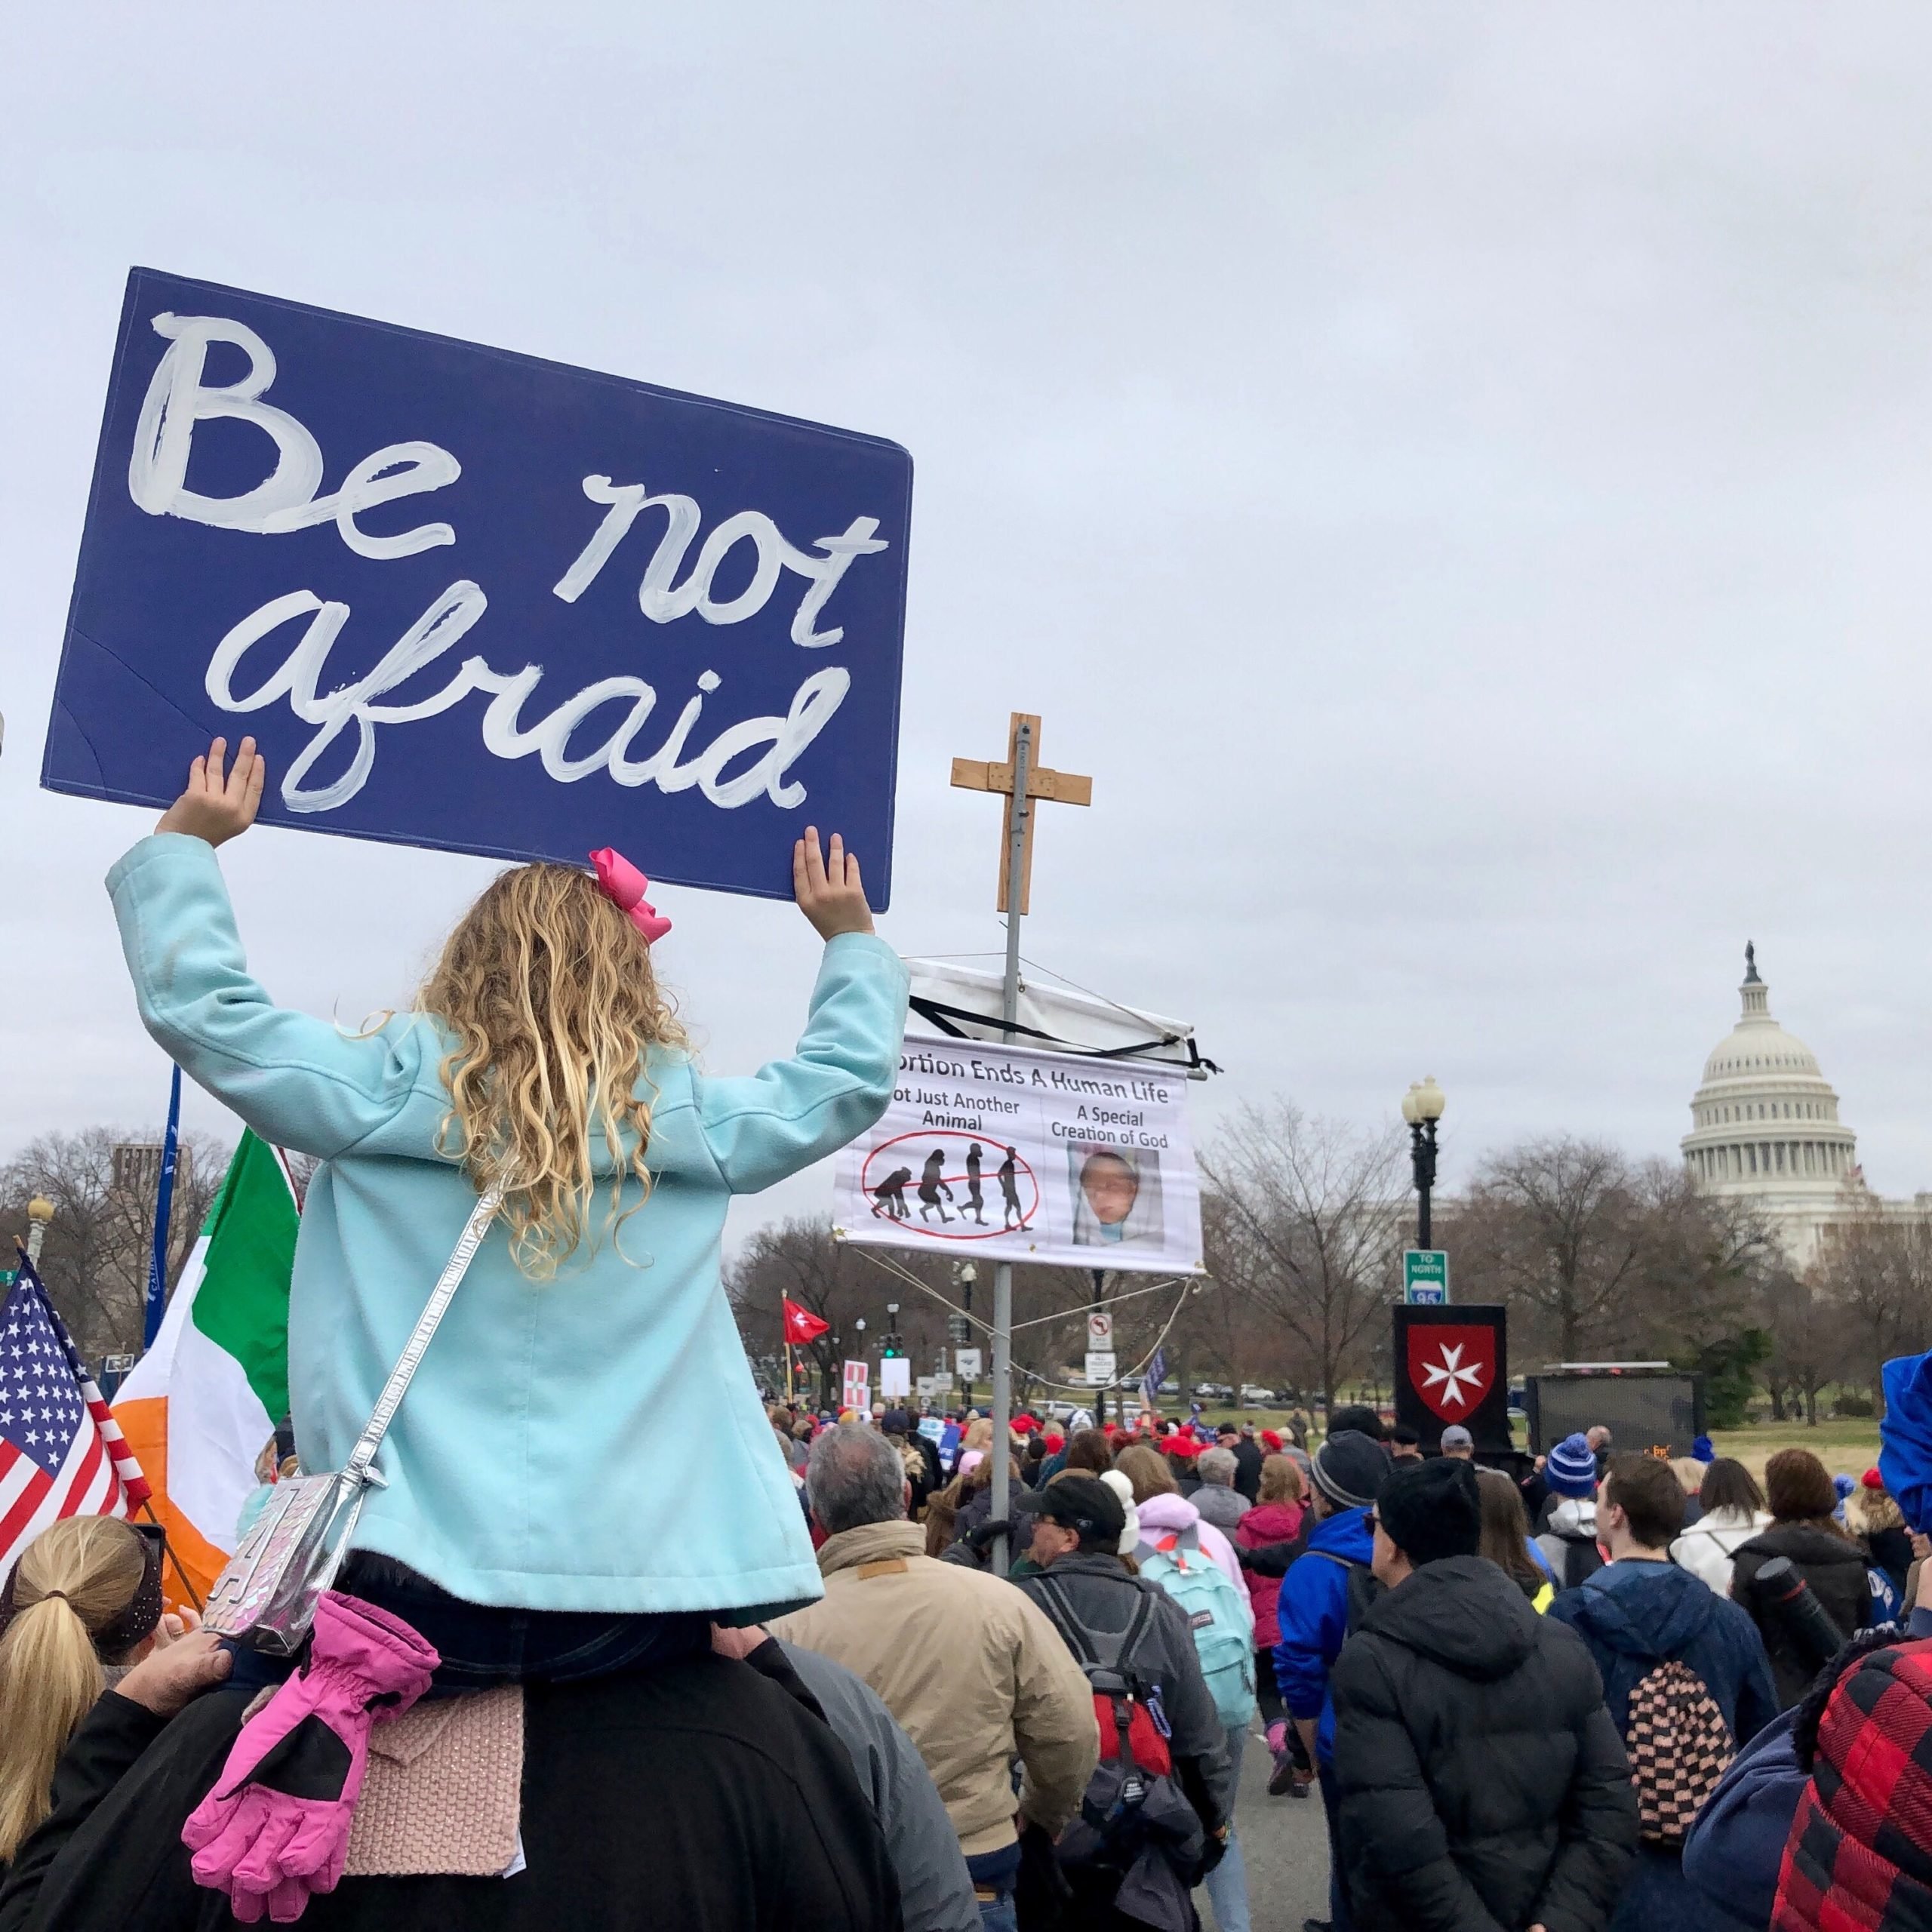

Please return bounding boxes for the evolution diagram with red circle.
[860,1130,1040,1242]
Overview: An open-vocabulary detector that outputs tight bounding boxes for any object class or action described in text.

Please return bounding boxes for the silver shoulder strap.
[343,1186,503,1485]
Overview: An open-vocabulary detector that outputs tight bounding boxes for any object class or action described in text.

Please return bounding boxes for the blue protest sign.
[44,269,913,903]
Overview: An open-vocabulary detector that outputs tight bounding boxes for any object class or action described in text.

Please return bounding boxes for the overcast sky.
[8,5,1932,1238]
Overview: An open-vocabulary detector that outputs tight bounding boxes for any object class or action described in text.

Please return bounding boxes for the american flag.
[0,1251,149,1577]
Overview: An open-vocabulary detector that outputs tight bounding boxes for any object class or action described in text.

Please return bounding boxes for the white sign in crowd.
[834,1034,1203,1276]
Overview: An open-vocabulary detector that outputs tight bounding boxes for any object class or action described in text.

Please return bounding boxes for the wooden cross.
[950,712,1092,915]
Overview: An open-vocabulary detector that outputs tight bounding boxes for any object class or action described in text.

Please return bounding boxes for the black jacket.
[0,1655,901,1932]
[1230,1439,1265,1503]
[1730,1521,1873,1709]
[1329,1555,1637,1932]
[1863,1524,1914,1605]
[952,1479,1044,1557]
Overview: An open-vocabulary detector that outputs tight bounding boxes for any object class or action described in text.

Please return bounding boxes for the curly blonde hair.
[418,861,685,1278]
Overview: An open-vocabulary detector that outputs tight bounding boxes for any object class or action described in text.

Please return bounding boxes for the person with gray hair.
[1192,1446,1253,1532]
[773,1425,1097,1931]
[806,1418,913,1534]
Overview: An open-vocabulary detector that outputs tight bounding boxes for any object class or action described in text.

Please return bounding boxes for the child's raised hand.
[155,737,266,848]
[794,828,875,940]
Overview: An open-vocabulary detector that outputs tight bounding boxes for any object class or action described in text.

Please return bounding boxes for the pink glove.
[589,846,672,943]
[183,1592,438,1923]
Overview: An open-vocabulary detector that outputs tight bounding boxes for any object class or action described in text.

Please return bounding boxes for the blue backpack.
[1136,1524,1257,1730]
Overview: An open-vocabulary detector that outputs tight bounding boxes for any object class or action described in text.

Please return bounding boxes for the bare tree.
[0,1127,228,1358]
[1809,1184,1932,1406]
[1758,1269,1850,1426]
[1448,1139,1651,1361]
[1447,1136,1776,1375]
[1201,1103,1406,1407]
[726,1217,891,1401]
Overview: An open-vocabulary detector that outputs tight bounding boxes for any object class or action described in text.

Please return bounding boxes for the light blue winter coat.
[108,833,909,1615]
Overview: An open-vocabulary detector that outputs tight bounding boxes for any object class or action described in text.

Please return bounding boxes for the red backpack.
[1027,1572,1172,1780]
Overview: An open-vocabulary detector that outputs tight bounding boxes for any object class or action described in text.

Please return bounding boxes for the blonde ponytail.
[0,1517,146,1863]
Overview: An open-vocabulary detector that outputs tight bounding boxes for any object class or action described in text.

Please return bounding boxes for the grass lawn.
[1707,1417,1882,1483]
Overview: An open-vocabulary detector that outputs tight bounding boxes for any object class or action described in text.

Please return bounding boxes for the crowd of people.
[2,737,1932,1932]
[742,1389,1932,1932]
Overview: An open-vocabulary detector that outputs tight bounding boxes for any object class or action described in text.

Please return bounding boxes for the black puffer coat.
[1329,1555,1637,1932]
[1730,1522,1874,1709]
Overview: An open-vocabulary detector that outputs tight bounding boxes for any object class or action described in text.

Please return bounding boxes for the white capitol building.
[1681,944,1928,1266]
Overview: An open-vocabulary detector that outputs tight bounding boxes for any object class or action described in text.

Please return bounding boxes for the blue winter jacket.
[1546,1558,1779,1745]
[1680,1709,1804,1931]
[109,832,909,1615]
[1272,1503,1373,1764]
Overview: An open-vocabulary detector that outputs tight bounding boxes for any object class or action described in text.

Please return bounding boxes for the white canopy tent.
[901,958,1216,1074]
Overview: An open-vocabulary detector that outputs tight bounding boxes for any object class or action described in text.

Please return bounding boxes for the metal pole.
[989,720,1032,1575]
[1420,1120,1435,1250]
[1091,1267,1109,1429]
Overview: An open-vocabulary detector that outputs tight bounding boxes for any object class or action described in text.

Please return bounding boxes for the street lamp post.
[1401,1077,1447,1247]
[955,1263,977,1408]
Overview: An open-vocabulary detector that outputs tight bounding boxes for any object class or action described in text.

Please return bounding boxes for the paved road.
[1198,1728,1331,1932]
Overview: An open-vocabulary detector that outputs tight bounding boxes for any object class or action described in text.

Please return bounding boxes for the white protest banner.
[833,1034,1203,1275]
[878,1356,911,1400]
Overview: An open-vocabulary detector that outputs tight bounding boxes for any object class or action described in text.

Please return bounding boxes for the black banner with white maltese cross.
[1394,1303,1510,1454]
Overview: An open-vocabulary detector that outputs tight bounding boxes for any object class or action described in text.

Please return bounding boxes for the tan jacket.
[771,1521,1098,1857]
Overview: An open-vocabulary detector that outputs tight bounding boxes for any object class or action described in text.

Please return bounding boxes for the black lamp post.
[1401,1076,1447,1247]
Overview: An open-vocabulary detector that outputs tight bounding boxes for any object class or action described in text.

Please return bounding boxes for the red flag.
[783,1299,830,1346]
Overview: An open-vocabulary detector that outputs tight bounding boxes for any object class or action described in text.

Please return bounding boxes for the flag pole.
[143,1066,183,1350]
[140,1500,206,1615]
[786,1340,795,1405]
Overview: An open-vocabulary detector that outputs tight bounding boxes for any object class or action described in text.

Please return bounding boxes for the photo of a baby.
[1068,1143,1164,1248]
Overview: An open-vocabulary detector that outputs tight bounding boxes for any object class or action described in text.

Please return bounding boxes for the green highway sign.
[1403,1249,1449,1305]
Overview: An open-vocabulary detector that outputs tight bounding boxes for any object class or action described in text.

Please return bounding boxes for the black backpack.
[1553,1531,1604,1591]
[1304,1547,1384,1638]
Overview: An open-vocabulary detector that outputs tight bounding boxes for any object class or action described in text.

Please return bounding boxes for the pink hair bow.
[589,848,672,944]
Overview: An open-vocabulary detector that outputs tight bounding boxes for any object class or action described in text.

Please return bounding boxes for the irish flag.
[115,1131,297,1606]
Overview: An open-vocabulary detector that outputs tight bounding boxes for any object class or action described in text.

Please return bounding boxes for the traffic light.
[946,1312,971,1347]
[881,1331,904,1358]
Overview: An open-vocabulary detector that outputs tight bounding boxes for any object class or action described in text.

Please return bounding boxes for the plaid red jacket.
[1774,1638,1932,1930]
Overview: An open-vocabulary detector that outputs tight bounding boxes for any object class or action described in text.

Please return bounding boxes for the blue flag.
[141,1066,182,1349]
[1140,1347,1167,1411]
[1880,1352,1932,1534]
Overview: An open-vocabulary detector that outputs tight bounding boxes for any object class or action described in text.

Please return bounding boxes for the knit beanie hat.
[1311,1429,1389,1511]
[1377,1456,1483,1566]
[1545,1433,1599,1498]
[1692,1434,1715,1463]
[1098,1469,1141,1555]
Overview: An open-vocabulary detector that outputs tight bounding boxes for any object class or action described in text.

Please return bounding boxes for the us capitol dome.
[1681,943,1908,1266]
